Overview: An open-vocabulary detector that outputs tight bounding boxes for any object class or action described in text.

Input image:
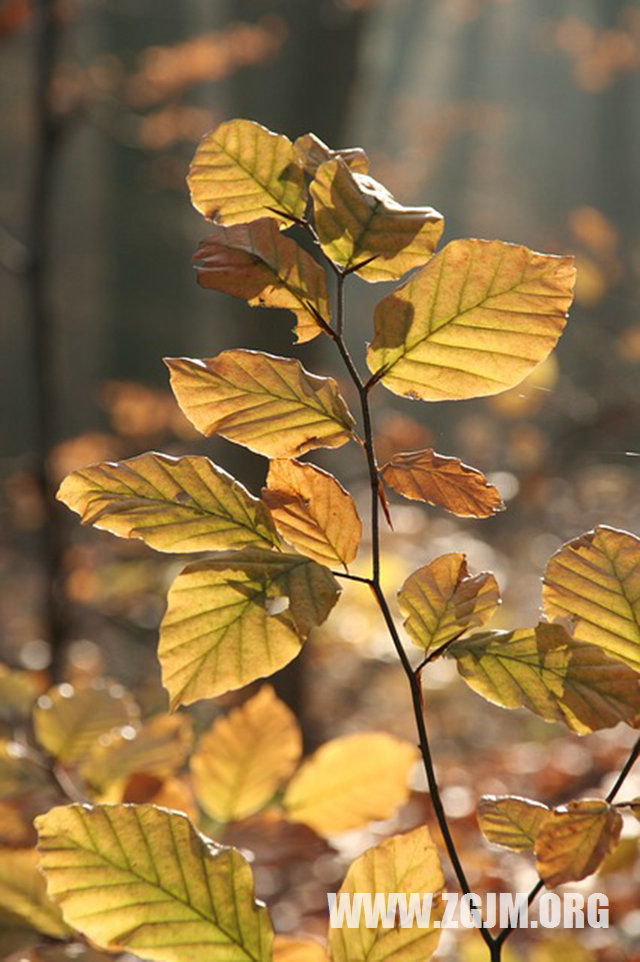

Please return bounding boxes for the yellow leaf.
[381,448,505,519]
[80,713,193,798]
[188,118,306,228]
[57,452,278,553]
[293,132,369,176]
[0,665,40,724]
[194,219,329,344]
[310,158,443,282]
[543,525,640,672]
[448,623,640,733]
[191,686,302,822]
[534,799,622,887]
[160,548,340,708]
[166,350,355,459]
[328,826,444,962]
[36,803,273,962]
[274,936,327,962]
[0,848,70,939]
[398,553,500,653]
[367,239,576,401]
[477,795,550,851]
[283,732,417,835]
[0,740,49,800]
[33,681,139,764]
[262,460,361,569]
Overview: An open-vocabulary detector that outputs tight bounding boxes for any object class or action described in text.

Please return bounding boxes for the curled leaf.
[293,132,369,176]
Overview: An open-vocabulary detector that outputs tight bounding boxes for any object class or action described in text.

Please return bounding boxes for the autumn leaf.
[262,459,361,569]
[328,826,444,962]
[188,118,306,228]
[448,622,640,733]
[534,800,623,887]
[193,219,330,344]
[543,525,640,672]
[33,681,139,764]
[159,548,340,707]
[36,804,274,962]
[191,686,302,822]
[0,665,40,724]
[57,452,279,553]
[166,350,355,459]
[293,132,369,176]
[0,848,71,939]
[310,158,443,281]
[398,553,500,653]
[477,796,550,852]
[380,449,504,519]
[275,937,327,962]
[0,741,49,800]
[367,239,576,401]
[283,732,417,835]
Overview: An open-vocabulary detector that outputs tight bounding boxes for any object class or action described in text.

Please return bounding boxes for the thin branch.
[332,570,373,584]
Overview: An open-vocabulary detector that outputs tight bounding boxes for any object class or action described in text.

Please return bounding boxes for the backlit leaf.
[534,800,622,886]
[166,350,355,459]
[310,158,443,282]
[262,459,361,569]
[0,741,49,800]
[194,219,329,344]
[293,132,369,176]
[33,681,139,764]
[380,449,505,519]
[274,936,328,962]
[398,553,500,653]
[328,826,444,962]
[80,713,193,798]
[543,525,640,672]
[159,548,340,708]
[0,848,70,939]
[191,686,302,822]
[283,733,417,835]
[448,623,640,733]
[57,452,278,553]
[36,803,273,962]
[367,239,576,401]
[477,796,550,852]
[188,118,306,228]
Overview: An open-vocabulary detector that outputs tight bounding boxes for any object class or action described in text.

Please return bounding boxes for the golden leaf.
[274,936,328,962]
[477,795,550,851]
[0,848,71,939]
[534,800,622,887]
[293,132,369,176]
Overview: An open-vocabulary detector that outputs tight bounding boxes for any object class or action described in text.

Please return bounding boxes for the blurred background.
[1,0,640,959]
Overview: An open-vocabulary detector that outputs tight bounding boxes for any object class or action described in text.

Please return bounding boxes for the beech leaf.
[477,795,550,852]
[0,848,71,939]
[166,350,355,459]
[293,132,369,176]
[310,158,444,282]
[534,800,623,887]
[367,239,576,401]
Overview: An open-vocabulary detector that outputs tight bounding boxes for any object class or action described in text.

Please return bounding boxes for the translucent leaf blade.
[477,796,550,852]
[0,848,71,939]
[191,686,302,822]
[282,732,417,836]
[534,800,622,887]
[194,219,329,344]
[310,158,444,282]
[36,803,274,962]
[166,350,355,459]
[159,548,340,708]
[262,459,361,568]
[381,449,504,519]
[293,132,369,176]
[188,118,306,228]
[367,239,576,401]
[57,452,278,553]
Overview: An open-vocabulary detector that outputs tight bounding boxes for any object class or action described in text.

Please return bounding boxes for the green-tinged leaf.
[191,686,302,822]
[310,158,443,282]
[194,219,329,344]
[380,449,505,519]
[448,623,640,733]
[33,681,140,764]
[283,733,417,836]
[57,452,278,553]
[80,713,193,799]
[543,525,640,672]
[328,826,444,962]
[398,553,500,653]
[36,803,273,962]
[293,132,369,176]
[166,350,355,459]
[534,800,623,887]
[477,796,550,852]
[188,118,306,228]
[262,459,361,569]
[0,741,49,800]
[159,548,340,708]
[367,239,576,401]
[0,848,71,939]
[0,666,40,724]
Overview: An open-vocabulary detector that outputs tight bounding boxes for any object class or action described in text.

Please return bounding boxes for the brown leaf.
[534,799,622,886]
[293,132,369,176]
[380,448,505,519]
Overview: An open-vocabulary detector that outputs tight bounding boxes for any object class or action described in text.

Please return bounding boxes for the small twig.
[331,571,373,584]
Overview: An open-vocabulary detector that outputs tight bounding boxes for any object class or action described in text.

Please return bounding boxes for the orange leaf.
[534,800,622,886]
